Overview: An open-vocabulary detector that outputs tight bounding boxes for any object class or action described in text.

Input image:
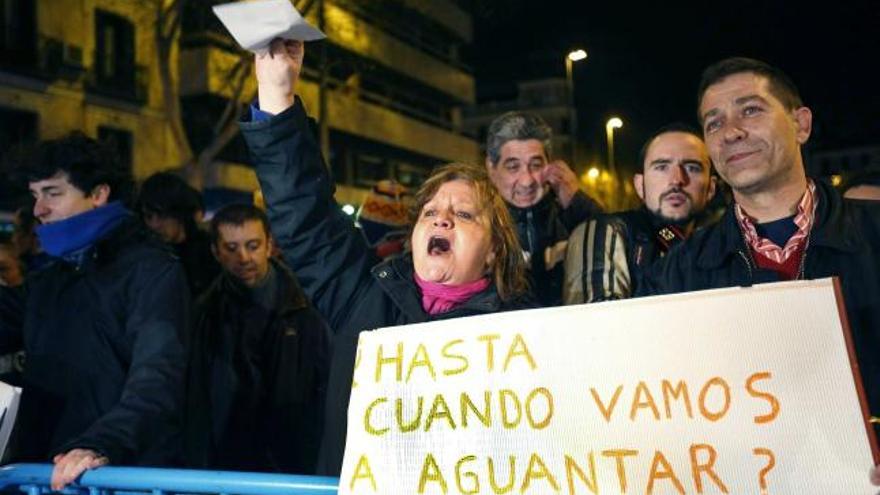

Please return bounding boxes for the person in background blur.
[12,207,51,273]
[0,240,25,384]
[355,180,412,259]
[0,240,25,288]
[138,172,219,297]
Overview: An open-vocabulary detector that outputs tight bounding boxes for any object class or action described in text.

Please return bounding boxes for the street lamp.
[564,49,588,166]
[605,117,623,208]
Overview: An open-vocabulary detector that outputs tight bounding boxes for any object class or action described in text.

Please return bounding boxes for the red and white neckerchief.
[734,180,818,264]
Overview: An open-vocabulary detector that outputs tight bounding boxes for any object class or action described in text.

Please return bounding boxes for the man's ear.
[633,173,645,202]
[210,242,220,262]
[89,184,111,207]
[267,236,276,254]
[793,106,813,145]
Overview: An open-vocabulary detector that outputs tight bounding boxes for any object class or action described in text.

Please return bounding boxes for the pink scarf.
[414,274,491,315]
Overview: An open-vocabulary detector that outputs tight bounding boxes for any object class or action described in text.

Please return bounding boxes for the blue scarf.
[36,201,132,260]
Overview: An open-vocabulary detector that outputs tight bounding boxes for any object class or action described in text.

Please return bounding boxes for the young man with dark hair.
[138,172,219,297]
[185,203,330,473]
[485,111,603,306]
[0,132,189,489]
[564,124,717,303]
[643,58,880,449]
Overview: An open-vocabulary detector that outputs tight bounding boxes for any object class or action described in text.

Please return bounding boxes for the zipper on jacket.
[736,249,754,284]
[525,210,536,255]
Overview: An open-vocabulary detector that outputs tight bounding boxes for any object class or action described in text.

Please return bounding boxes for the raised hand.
[542,160,581,209]
[255,38,304,115]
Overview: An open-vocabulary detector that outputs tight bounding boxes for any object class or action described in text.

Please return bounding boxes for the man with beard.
[564,124,716,303]
[641,61,880,480]
[485,112,603,306]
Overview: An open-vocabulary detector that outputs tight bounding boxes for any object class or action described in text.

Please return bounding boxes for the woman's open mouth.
[428,236,451,255]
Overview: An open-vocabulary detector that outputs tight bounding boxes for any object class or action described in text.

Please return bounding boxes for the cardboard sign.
[339,278,876,494]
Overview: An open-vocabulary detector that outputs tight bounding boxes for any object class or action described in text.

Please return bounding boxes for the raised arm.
[239,39,376,330]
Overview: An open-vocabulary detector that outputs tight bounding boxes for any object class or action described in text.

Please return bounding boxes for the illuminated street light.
[567,49,588,62]
[565,48,588,166]
[587,167,600,179]
[606,117,624,208]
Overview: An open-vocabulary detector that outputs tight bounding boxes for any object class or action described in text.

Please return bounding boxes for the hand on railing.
[51,449,108,491]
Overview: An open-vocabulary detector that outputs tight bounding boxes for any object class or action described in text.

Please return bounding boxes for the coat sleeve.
[563,217,632,304]
[239,99,376,331]
[57,258,189,464]
[560,190,604,231]
[636,245,685,297]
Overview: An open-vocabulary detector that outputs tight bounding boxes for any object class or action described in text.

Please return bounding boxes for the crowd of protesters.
[0,36,879,488]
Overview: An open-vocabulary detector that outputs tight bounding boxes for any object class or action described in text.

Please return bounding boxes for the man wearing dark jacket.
[564,124,717,303]
[485,112,603,306]
[184,204,330,473]
[0,133,188,489]
[642,57,880,423]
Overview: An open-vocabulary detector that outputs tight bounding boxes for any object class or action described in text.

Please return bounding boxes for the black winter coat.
[641,179,880,418]
[0,217,189,465]
[184,259,331,473]
[508,191,601,307]
[240,99,533,476]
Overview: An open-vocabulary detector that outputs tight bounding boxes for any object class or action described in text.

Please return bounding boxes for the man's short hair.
[138,172,202,229]
[697,57,804,120]
[13,131,132,202]
[485,112,553,166]
[209,203,271,245]
[637,122,705,173]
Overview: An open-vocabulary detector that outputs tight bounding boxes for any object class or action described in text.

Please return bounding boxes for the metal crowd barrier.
[0,464,339,495]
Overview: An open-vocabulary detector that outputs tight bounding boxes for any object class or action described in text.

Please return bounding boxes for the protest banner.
[339,278,876,494]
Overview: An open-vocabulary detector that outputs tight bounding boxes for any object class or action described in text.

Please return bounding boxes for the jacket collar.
[371,254,507,322]
[214,258,308,313]
[696,178,860,270]
[506,191,555,220]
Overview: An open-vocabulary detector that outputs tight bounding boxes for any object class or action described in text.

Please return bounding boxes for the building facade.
[461,77,577,167]
[0,0,186,210]
[0,0,479,211]
[180,0,479,206]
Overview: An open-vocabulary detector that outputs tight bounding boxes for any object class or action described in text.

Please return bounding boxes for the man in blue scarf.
[0,133,189,489]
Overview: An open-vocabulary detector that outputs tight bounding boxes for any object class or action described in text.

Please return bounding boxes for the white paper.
[212,0,326,53]
[0,380,21,461]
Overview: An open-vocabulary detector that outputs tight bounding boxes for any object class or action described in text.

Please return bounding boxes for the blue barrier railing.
[0,464,339,495]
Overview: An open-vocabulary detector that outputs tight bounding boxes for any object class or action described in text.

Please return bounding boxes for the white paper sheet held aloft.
[212,0,326,53]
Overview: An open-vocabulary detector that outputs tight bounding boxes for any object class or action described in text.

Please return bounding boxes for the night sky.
[464,0,879,175]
